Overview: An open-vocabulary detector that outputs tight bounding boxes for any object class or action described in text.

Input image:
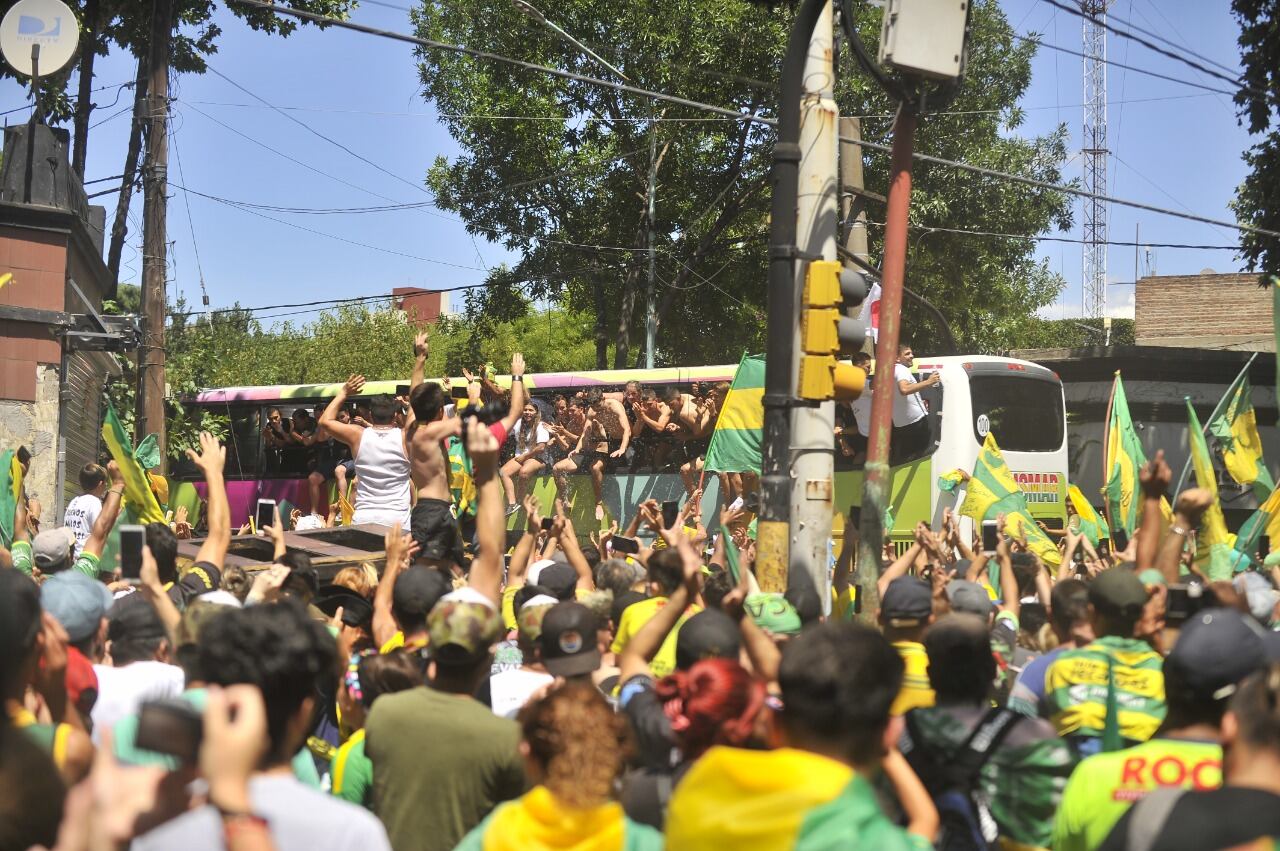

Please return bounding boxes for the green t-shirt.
[331,729,373,808]
[10,541,100,579]
[1044,636,1166,744]
[365,686,524,851]
[797,774,933,851]
[1053,737,1221,851]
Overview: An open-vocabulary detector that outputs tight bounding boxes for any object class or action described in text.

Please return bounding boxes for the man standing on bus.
[892,344,940,464]
[321,375,413,529]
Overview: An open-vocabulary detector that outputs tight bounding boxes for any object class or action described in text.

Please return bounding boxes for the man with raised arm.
[320,374,412,528]
[19,461,124,580]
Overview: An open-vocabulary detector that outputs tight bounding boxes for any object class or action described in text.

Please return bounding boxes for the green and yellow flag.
[101,402,165,525]
[704,353,765,474]
[959,432,1061,568]
[1104,374,1149,537]
[1068,484,1110,548]
[0,449,24,549]
[1235,485,1280,567]
[1186,398,1240,580]
[1208,371,1274,500]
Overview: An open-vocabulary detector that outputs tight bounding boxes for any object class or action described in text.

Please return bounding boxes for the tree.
[1230,0,1280,278]
[410,0,1070,365]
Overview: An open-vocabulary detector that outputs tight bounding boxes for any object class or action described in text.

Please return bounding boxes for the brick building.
[1135,272,1272,351]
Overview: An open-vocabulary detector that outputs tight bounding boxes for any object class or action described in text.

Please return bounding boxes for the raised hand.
[511,352,526,378]
[414,330,429,359]
[466,417,500,480]
[184,431,226,477]
[343,374,366,396]
[1175,488,1215,525]
[1139,449,1172,498]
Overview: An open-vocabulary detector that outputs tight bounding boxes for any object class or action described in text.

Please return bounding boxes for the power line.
[1038,0,1250,96]
[1101,1,1241,78]
[229,0,1280,243]
[186,100,741,121]
[1012,33,1239,98]
[868,221,1239,250]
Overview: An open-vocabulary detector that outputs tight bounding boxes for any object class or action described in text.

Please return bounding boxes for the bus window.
[169,405,261,481]
[833,383,944,472]
[969,374,1064,452]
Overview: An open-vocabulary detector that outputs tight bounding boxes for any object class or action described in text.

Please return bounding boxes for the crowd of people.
[5,336,1280,851]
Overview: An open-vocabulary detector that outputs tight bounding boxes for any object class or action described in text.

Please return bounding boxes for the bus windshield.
[969,373,1064,452]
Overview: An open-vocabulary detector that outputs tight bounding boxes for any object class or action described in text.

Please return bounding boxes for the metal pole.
[644,113,657,369]
[1172,351,1260,497]
[23,45,40,204]
[786,0,838,605]
[758,0,829,593]
[856,107,917,603]
[139,0,172,469]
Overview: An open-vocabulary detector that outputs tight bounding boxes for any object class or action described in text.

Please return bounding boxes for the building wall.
[0,364,60,526]
[392,287,446,324]
[1135,273,1272,351]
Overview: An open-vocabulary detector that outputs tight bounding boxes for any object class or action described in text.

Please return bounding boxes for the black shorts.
[410,498,464,566]
[683,438,711,463]
[592,440,624,472]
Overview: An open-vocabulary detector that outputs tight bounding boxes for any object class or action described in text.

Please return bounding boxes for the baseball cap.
[745,593,803,635]
[880,577,933,626]
[32,527,76,573]
[175,599,234,649]
[526,559,558,587]
[947,580,994,618]
[1166,607,1280,700]
[516,600,556,644]
[1234,572,1280,626]
[107,596,168,644]
[1088,567,1149,619]
[65,646,97,710]
[41,572,112,642]
[675,609,741,670]
[537,564,578,602]
[427,598,502,666]
[392,566,451,618]
[539,602,602,677]
[315,584,374,628]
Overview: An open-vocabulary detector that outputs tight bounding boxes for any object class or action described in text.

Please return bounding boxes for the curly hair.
[654,658,766,760]
[518,681,632,809]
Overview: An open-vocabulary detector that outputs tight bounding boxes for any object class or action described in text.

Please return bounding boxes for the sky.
[0,0,1257,326]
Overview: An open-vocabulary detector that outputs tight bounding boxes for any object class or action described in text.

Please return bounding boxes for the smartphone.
[395,384,410,397]
[1097,541,1111,560]
[451,383,470,400]
[1165,584,1194,623]
[1112,528,1130,553]
[612,535,641,555]
[1261,535,1271,560]
[135,699,203,764]
[256,499,277,532]
[119,524,145,581]
[662,500,680,529]
[540,517,554,531]
[981,520,998,554]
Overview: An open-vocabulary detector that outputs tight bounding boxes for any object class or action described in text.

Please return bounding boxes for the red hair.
[654,658,766,759]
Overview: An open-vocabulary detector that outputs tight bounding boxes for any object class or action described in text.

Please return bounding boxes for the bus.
[169,355,1067,542]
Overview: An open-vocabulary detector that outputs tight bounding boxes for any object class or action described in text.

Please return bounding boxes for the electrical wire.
[185,100,742,121]
[1011,33,1238,98]
[228,0,1280,243]
[865,220,1238,250]
[1102,1,1242,78]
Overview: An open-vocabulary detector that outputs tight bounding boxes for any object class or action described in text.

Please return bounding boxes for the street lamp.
[511,0,628,81]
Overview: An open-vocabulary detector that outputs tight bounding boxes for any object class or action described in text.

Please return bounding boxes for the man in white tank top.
[319,375,412,528]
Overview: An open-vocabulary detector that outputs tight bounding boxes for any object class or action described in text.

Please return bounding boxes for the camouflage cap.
[428,598,502,665]
[516,601,556,644]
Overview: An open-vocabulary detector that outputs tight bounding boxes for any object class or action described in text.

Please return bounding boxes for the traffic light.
[797,260,870,401]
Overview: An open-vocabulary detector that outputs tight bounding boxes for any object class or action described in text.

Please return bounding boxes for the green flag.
[1104,374,1148,537]
[0,449,23,549]
[958,433,1061,569]
[704,353,765,474]
[1186,398,1243,580]
[1207,370,1274,500]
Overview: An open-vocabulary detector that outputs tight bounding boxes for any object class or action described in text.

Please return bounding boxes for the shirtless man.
[630,389,673,471]
[320,376,411,529]
[404,333,526,565]
[552,388,630,519]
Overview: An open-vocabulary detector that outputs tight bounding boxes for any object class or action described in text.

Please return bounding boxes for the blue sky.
[0,0,1255,325]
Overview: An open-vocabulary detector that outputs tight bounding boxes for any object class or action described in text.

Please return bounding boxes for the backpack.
[904,706,1023,851]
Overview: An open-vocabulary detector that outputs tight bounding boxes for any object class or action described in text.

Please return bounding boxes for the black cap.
[539,602,601,677]
[392,566,451,618]
[315,584,374,627]
[880,577,933,626]
[538,563,578,602]
[107,595,168,643]
[1166,607,1280,700]
[675,609,741,670]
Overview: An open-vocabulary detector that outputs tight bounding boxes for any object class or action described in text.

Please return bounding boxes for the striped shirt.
[891,641,936,716]
[1044,636,1166,744]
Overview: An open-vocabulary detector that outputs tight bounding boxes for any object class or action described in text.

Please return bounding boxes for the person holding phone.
[892,344,940,464]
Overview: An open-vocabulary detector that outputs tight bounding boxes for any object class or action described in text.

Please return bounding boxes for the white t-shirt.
[511,420,551,456]
[64,493,102,557]
[892,362,930,427]
[850,379,872,436]
[489,668,554,719]
[91,661,185,744]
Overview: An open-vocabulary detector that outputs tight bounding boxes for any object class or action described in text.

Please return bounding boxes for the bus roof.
[191,363,739,404]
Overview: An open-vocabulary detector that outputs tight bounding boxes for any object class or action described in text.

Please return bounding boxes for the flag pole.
[1101,371,1119,545]
[1172,352,1259,498]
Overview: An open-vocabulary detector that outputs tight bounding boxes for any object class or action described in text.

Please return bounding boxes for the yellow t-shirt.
[831,585,859,622]
[890,641,935,716]
[609,596,701,678]
[379,632,428,655]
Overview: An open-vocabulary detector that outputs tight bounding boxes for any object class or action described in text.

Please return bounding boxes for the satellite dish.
[0,0,79,78]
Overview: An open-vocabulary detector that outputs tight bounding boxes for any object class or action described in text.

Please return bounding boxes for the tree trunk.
[593,274,608,370]
[107,58,147,286]
[613,265,641,368]
[70,0,100,179]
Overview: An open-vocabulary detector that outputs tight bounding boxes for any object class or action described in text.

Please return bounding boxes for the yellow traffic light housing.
[797,260,871,400]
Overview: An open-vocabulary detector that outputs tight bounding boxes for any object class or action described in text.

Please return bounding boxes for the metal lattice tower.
[1081,0,1109,318]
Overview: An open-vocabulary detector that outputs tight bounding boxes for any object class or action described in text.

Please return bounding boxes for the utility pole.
[643,117,658,368]
[138,0,172,466]
[785,0,839,604]
[839,116,869,263]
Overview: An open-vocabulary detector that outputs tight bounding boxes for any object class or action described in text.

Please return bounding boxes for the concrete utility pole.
[839,116,869,264]
[138,0,172,466]
[784,0,839,605]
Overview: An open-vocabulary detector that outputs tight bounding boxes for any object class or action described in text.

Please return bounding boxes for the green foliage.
[995,317,1135,352]
[410,0,1070,366]
[1230,0,1280,276]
